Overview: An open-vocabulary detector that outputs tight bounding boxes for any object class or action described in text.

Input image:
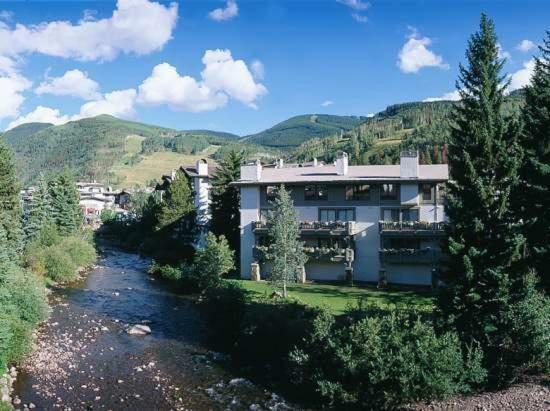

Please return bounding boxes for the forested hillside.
[293,91,525,165]
[242,114,366,149]
[1,115,244,185]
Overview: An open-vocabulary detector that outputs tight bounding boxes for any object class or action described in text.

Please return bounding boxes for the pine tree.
[48,170,82,235]
[210,150,242,270]
[155,169,196,231]
[436,14,526,383]
[266,185,308,298]
[0,138,23,255]
[514,31,550,293]
[25,173,53,240]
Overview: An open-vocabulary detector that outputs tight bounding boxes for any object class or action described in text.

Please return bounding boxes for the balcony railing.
[379,248,442,264]
[253,245,351,263]
[253,220,355,236]
[379,221,446,236]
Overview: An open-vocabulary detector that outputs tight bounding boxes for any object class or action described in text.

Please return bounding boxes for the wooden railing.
[253,220,355,235]
[378,221,446,232]
[253,246,351,263]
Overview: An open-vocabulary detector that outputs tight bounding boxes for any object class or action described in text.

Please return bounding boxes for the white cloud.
[138,49,267,112]
[208,0,238,22]
[397,29,448,73]
[0,11,13,21]
[7,106,70,129]
[337,0,369,22]
[423,90,461,102]
[516,39,535,53]
[36,69,101,100]
[321,100,334,107]
[0,73,31,119]
[497,43,512,61]
[366,113,375,118]
[508,59,535,91]
[0,0,178,62]
[337,0,370,11]
[351,13,368,23]
[79,88,137,119]
[251,60,265,80]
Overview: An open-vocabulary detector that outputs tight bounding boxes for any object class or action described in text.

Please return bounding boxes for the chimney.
[276,158,284,168]
[313,158,318,167]
[400,150,419,178]
[196,159,208,176]
[171,169,177,180]
[240,159,262,181]
[335,151,349,176]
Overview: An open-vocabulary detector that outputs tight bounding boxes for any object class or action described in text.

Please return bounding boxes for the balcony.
[379,221,446,237]
[253,245,351,263]
[253,220,355,236]
[379,248,443,265]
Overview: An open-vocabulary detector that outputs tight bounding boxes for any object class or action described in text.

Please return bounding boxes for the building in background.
[233,151,448,286]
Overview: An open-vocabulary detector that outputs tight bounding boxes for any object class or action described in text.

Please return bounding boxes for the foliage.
[265,185,308,297]
[48,169,83,235]
[185,232,235,291]
[243,114,365,149]
[148,260,182,281]
[514,31,550,293]
[58,235,96,268]
[25,173,54,240]
[436,14,536,386]
[290,308,486,409]
[154,169,196,231]
[210,150,242,272]
[41,246,78,283]
[0,138,23,256]
[100,207,118,224]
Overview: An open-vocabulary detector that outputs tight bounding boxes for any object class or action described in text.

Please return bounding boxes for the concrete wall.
[240,186,261,278]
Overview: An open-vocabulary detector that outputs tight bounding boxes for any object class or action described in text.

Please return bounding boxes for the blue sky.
[0,0,548,135]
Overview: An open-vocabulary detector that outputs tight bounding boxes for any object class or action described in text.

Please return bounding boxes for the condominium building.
[232,151,448,286]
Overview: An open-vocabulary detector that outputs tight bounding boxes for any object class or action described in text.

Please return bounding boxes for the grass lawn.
[227,279,434,315]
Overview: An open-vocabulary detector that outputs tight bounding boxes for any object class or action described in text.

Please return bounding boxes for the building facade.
[233,151,449,286]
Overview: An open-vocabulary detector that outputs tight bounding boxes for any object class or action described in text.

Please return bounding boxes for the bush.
[34,222,61,247]
[290,308,487,409]
[43,246,78,282]
[148,260,182,281]
[58,235,96,268]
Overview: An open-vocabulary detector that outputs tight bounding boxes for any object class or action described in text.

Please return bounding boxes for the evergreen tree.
[437,14,526,384]
[266,185,308,298]
[210,150,242,271]
[25,173,53,240]
[514,31,550,293]
[188,232,235,290]
[155,169,196,231]
[0,138,23,255]
[48,170,82,235]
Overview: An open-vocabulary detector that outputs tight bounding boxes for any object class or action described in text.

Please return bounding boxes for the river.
[12,245,293,410]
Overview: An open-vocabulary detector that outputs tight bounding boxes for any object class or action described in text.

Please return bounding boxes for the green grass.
[228,280,433,314]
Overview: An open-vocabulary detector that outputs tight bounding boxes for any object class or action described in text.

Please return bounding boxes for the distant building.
[232,151,448,286]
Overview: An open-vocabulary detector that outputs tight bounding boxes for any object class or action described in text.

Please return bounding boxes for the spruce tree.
[25,173,53,240]
[210,150,242,270]
[48,170,82,235]
[514,31,550,293]
[155,169,196,233]
[437,14,526,383]
[266,185,308,297]
[0,138,23,255]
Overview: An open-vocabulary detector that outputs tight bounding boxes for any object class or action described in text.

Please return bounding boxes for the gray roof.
[233,164,448,185]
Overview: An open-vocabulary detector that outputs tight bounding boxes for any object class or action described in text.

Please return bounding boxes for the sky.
[0,0,548,135]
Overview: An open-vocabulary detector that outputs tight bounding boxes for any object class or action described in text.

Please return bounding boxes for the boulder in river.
[127,325,151,335]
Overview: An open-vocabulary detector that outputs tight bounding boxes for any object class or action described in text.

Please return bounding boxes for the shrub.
[290,308,487,409]
[43,246,77,282]
[148,260,182,281]
[187,233,235,291]
[58,236,96,268]
[34,222,61,247]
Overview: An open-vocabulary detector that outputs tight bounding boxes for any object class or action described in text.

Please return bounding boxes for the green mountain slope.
[2,122,54,143]
[242,114,366,149]
[293,93,524,165]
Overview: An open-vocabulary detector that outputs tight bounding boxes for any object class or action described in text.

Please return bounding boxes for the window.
[318,238,346,249]
[381,183,398,200]
[265,185,278,201]
[420,183,434,202]
[346,184,371,201]
[402,208,419,222]
[382,209,400,222]
[319,208,355,222]
[259,209,271,223]
[305,184,328,201]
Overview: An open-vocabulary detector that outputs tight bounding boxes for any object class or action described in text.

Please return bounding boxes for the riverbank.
[12,246,297,410]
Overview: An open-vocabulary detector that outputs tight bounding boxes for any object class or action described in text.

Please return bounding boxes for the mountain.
[293,93,525,165]
[2,122,54,143]
[242,114,366,149]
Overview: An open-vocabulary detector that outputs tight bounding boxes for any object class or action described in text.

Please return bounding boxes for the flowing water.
[13,245,293,411]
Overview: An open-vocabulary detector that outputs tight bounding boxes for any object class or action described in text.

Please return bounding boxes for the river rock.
[127,325,151,335]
